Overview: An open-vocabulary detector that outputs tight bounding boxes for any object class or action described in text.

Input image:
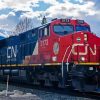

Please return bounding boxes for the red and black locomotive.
[0,18,100,93]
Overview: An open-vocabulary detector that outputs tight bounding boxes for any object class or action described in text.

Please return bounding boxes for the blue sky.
[0,0,100,36]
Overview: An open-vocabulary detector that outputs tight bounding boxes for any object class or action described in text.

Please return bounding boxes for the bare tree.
[12,15,48,36]
[12,17,34,35]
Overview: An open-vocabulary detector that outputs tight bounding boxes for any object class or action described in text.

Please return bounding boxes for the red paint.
[29,19,100,64]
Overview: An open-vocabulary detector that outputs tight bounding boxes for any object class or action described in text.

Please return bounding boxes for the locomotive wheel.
[71,65,97,92]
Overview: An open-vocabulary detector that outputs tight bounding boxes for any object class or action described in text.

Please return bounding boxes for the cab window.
[54,25,74,35]
[76,25,91,32]
[44,28,48,36]
[39,25,49,38]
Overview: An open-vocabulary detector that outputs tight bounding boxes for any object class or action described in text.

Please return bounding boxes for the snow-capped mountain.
[0,29,12,40]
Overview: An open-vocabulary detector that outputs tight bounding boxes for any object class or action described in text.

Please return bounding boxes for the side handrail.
[66,47,73,72]
[61,46,70,78]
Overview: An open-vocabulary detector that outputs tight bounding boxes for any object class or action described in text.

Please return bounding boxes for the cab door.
[38,24,51,63]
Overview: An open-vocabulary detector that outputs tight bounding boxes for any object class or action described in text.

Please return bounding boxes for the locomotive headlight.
[84,34,88,42]
[80,56,85,62]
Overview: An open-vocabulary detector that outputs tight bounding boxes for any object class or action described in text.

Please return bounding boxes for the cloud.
[0,11,15,19]
[20,11,42,19]
[0,11,16,31]
[18,0,98,20]
[45,0,97,19]
[0,0,58,11]
[0,0,98,19]
[0,0,37,12]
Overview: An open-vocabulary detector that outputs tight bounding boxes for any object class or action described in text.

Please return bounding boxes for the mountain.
[0,29,12,40]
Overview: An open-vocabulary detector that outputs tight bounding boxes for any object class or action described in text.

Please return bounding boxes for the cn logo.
[72,44,96,56]
[7,45,18,59]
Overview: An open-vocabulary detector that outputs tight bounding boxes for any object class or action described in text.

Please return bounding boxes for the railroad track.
[0,81,99,100]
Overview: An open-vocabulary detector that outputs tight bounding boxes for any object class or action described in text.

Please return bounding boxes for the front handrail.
[66,47,73,72]
[61,46,70,78]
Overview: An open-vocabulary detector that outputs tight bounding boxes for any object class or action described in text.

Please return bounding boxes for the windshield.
[54,25,74,35]
[76,25,90,32]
